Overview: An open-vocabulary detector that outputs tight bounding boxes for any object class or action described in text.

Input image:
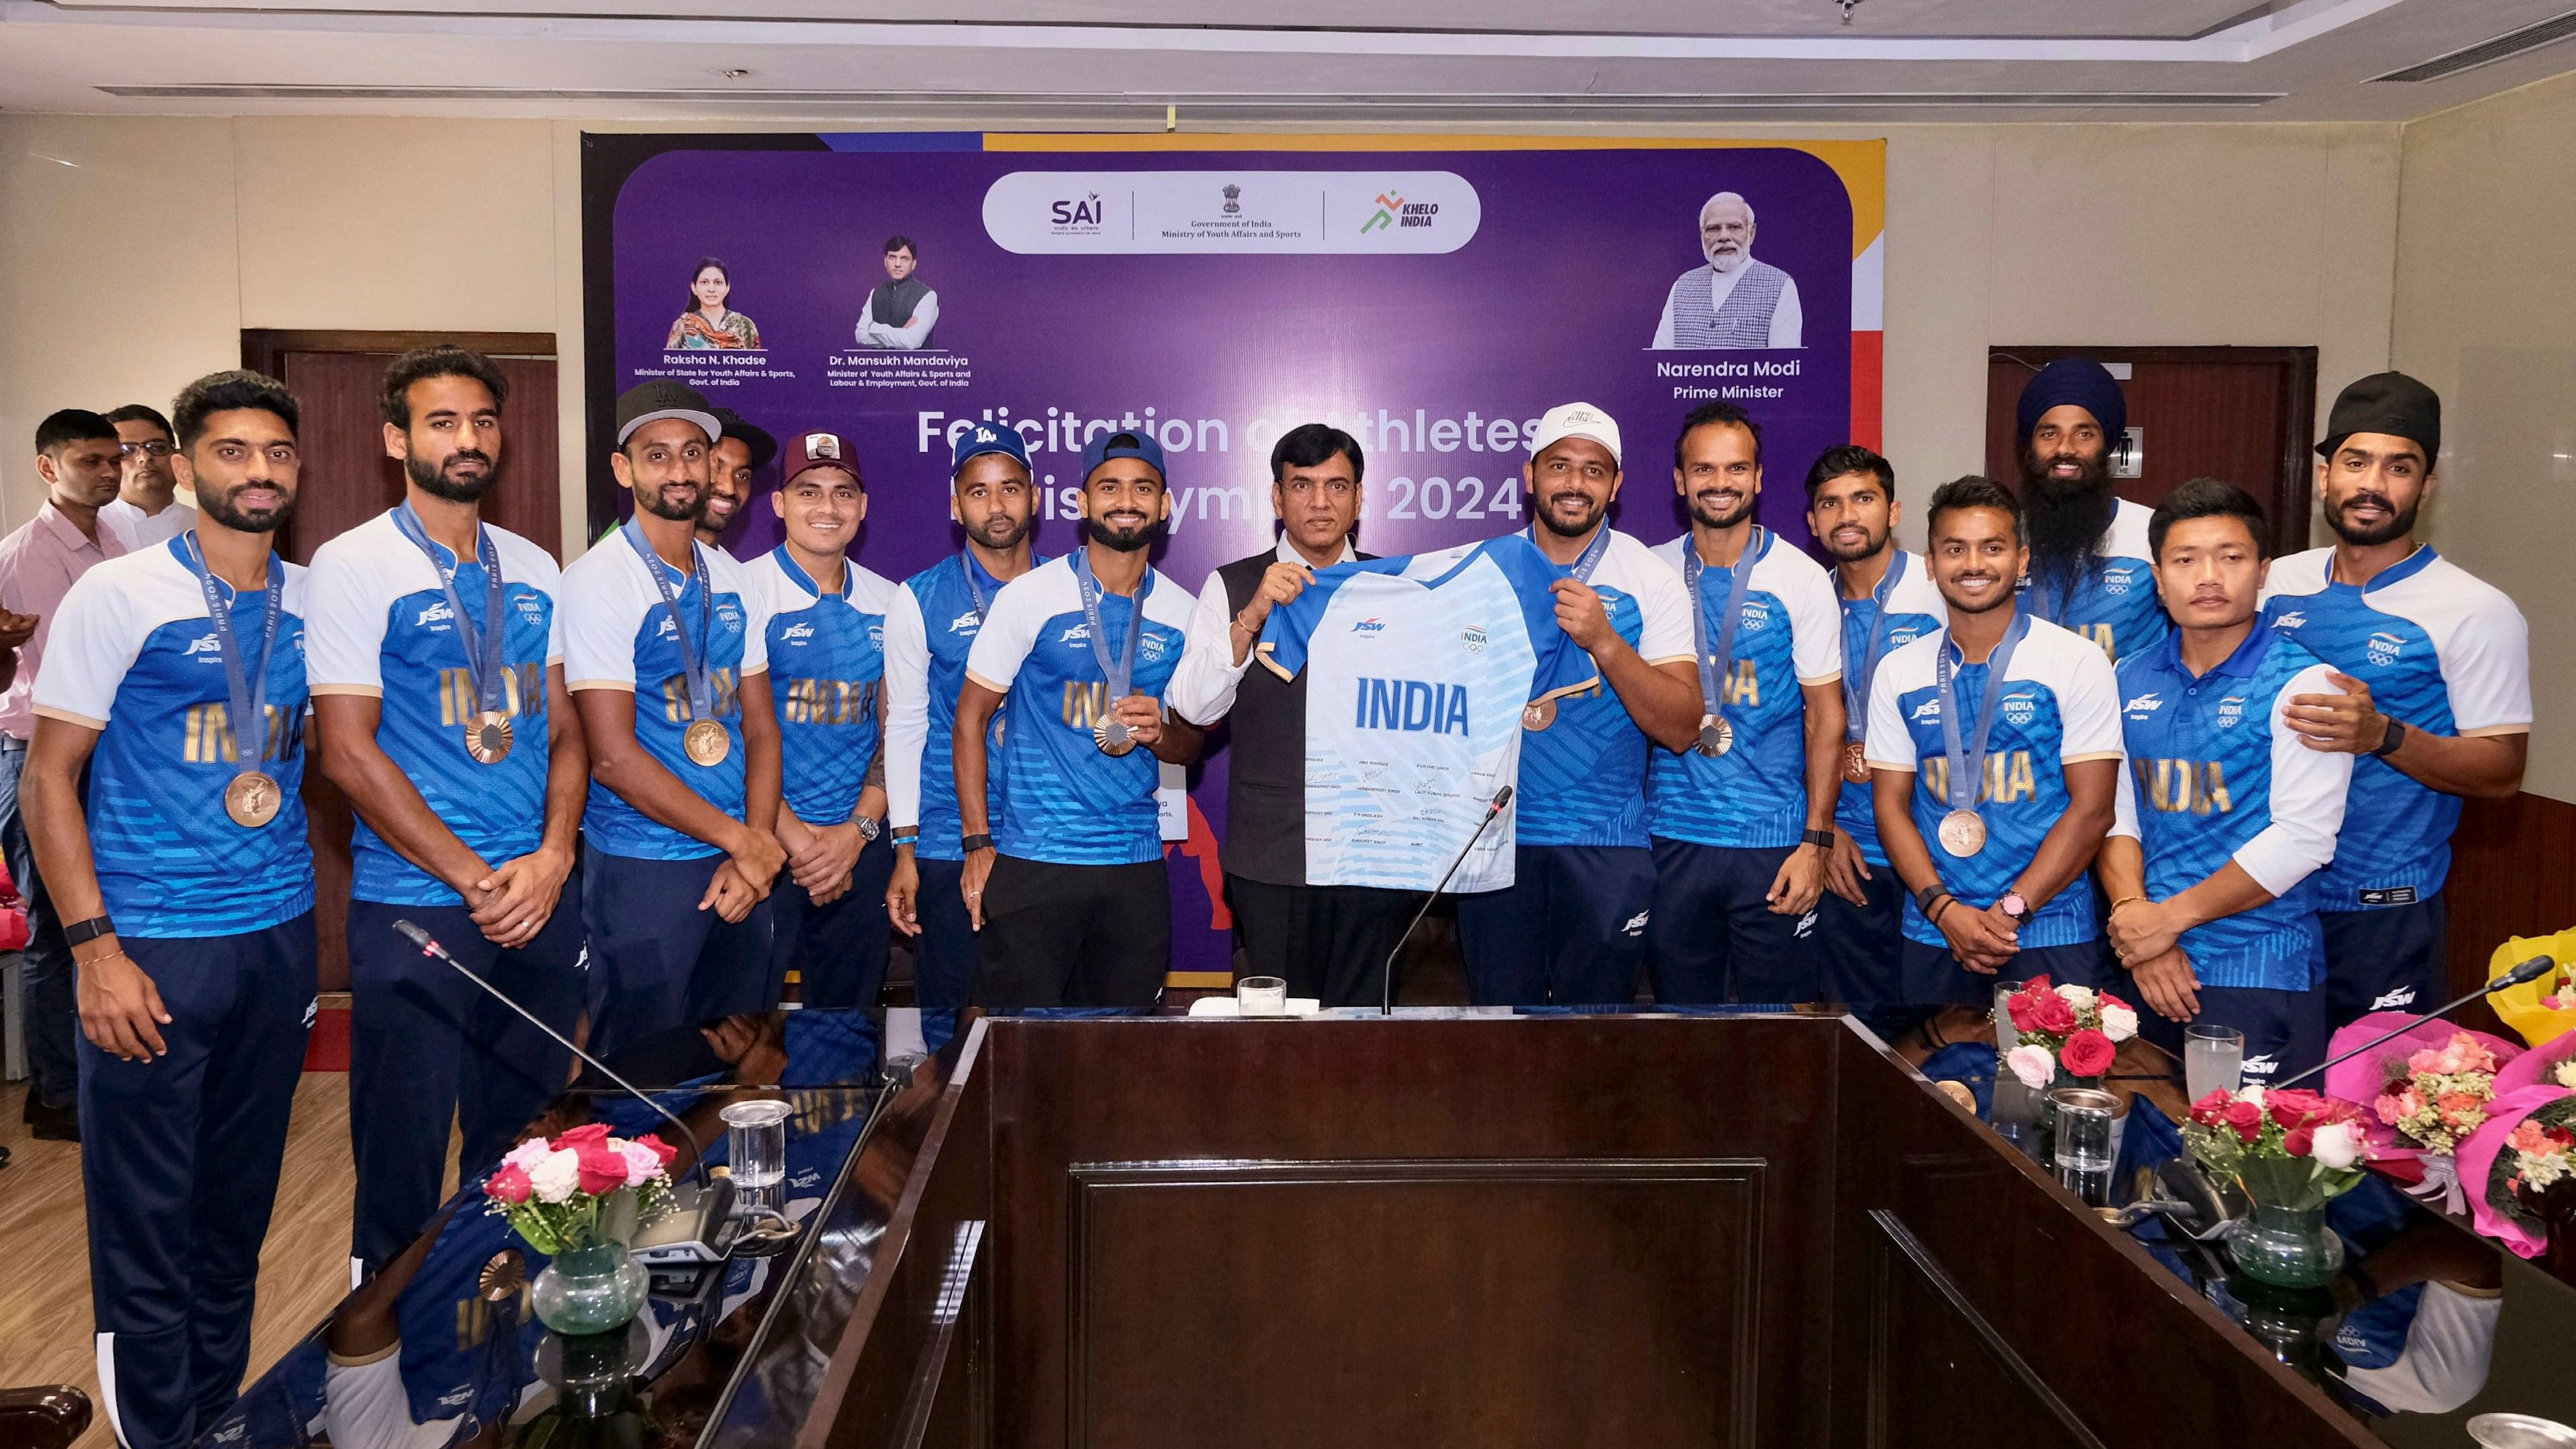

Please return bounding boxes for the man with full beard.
[307,347,591,1273]
[953,430,1202,1007]
[561,380,785,1052]
[1645,402,1848,1003]
[2260,373,2529,1027]
[2012,357,2168,664]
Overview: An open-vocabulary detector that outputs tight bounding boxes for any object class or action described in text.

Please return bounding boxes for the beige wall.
[2391,69,2576,802]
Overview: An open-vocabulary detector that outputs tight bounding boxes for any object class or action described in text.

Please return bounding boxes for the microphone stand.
[2270,953,2556,1093]
[392,919,710,1186]
[1381,785,1514,1016]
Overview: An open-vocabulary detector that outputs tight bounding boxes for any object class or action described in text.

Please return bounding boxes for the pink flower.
[2006,1045,2057,1090]
[486,1164,534,1204]
[2510,1120,2554,1154]
[2436,1090,2484,1120]
[635,1133,680,1169]
[553,1122,612,1153]
[2266,1088,2333,1130]
[617,1139,667,1185]
[501,1137,555,1175]
[575,1143,631,1196]
[2059,1028,2116,1078]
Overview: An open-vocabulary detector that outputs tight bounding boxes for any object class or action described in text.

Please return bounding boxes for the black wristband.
[64,914,115,946]
[1802,828,1837,850]
[1914,882,1950,916]
[2371,718,2407,759]
[960,834,996,854]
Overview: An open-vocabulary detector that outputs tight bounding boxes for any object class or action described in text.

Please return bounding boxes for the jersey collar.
[770,542,851,601]
[2151,621,2274,681]
[2334,542,2437,594]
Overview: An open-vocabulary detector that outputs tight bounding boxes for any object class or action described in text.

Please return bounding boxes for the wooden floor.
[0,1075,364,1448]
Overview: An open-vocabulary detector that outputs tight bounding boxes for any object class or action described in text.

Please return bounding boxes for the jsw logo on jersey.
[1910,698,1942,721]
[1057,624,1092,643]
[781,622,816,643]
[947,611,981,634]
[2271,610,2308,631]
[654,617,678,640]
[415,600,456,628]
[2125,692,2164,716]
[1350,617,1387,635]
[1354,678,1470,736]
[2371,986,2418,1011]
[183,633,223,658]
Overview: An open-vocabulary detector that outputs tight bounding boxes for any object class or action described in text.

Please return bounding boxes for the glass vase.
[2229,1202,2346,1289]
[531,1241,650,1336]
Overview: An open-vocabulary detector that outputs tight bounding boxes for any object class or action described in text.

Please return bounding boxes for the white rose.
[2100,1005,2139,1043]
[2006,1044,2057,1090]
[2055,983,2097,1013]
[617,1139,665,1185]
[2310,1120,2363,1170]
[2238,1084,2266,1109]
[528,1149,582,1204]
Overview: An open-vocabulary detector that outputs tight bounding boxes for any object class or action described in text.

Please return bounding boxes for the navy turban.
[2015,357,2127,450]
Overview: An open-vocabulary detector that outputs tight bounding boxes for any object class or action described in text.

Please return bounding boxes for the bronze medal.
[1522,697,1557,731]
[465,710,514,766]
[225,771,282,828]
[1938,807,1988,858]
[1694,713,1732,759]
[683,718,731,767]
[1842,739,1870,785]
[1094,718,1138,757]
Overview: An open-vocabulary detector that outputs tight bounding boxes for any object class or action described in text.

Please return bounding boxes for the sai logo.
[2366,629,2406,666]
[1460,622,1488,653]
[1049,192,1103,228]
[2216,696,2247,729]
[2001,692,2037,727]
[1349,617,1386,635]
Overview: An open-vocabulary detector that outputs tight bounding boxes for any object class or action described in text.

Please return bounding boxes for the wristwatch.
[64,914,114,947]
[854,816,882,843]
[1801,828,1837,850]
[1999,892,2032,924]
[1914,882,1949,915]
[2371,718,2407,759]
[960,833,996,854]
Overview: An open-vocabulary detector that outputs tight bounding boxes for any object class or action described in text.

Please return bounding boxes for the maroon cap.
[780,429,862,486]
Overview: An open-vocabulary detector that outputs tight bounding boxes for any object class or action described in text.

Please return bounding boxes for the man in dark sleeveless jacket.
[856,235,939,351]
[1652,191,1803,350]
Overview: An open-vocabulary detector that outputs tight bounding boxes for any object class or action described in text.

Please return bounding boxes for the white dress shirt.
[1651,261,1804,350]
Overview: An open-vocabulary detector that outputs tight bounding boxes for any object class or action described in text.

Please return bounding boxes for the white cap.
[1529,402,1622,466]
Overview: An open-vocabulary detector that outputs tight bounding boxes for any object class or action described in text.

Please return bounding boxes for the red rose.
[2060,1028,2116,1078]
[2188,1089,2235,1127]
[553,1122,612,1152]
[2028,992,2079,1036]
[574,1143,631,1197]
[486,1164,534,1204]
[637,1132,680,1167]
[2283,1126,2316,1157]
[2266,1088,2332,1130]
[2221,1100,2266,1143]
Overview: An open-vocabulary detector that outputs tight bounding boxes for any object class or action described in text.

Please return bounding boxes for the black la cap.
[2317,371,2440,464]
[615,378,720,447]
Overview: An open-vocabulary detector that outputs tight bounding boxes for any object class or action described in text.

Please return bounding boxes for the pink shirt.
[0,502,128,740]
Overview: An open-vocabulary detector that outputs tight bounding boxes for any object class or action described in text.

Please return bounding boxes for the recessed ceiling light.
[718,68,754,81]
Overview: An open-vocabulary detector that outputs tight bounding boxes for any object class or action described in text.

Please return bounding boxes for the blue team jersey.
[34,538,313,938]
[2112,627,2351,991]
[2018,497,2170,664]
[1515,530,1695,849]
[305,510,565,907]
[885,553,1032,862]
[963,553,1194,866]
[561,529,771,861]
[1833,553,1947,867]
[1257,533,1592,893]
[2259,546,2530,910]
[1863,614,2124,949]
[745,547,893,827]
[1646,532,1846,849]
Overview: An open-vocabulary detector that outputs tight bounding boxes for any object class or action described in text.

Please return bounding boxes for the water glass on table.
[1992,979,2028,1058]
[1236,975,1288,1017]
[2184,1023,2246,1101]
[719,1100,791,1189]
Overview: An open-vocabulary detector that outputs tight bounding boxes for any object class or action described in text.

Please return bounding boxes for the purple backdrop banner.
[593,132,1881,980]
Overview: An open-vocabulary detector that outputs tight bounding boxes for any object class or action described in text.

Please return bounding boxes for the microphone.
[1381,785,1513,1016]
[391,919,708,1187]
[2271,954,2556,1092]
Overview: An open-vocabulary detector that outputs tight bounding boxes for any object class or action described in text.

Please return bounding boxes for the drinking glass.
[720,1100,792,1189]
[2184,1024,2247,1102]
[2049,1087,2119,1206]
[1992,979,2029,1059]
[1236,975,1288,1017]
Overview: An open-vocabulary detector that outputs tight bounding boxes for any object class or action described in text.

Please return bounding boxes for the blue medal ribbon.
[1934,611,2033,819]
[621,519,718,727]
[390,502,511,728]
[1683,527,1767,729]
[180,533,285,785]
[1072,548,1147,704]
[1843,551,1907,745]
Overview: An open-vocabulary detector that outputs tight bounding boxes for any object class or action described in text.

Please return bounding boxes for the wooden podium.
[778,1014,2383,1449]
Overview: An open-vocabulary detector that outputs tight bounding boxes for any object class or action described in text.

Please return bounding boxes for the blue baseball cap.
[949,420,1031,475]
[1080,426,1166,483]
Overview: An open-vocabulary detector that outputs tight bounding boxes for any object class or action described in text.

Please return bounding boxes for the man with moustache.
[1646,402,1847,1003]
[700,407,773,552]
[2013,357,2168,664]
[1865,477,2122,1005]
[743,430,895,1013]
[2102,479,2350,1086]
[101,403,198,551]
[2259,374,2529,1026]
[1167,423,1424,1006]
[0,409,122,1140]
[954,430,1201,1008]
[1652,191,1803,350]
[1803,446,1948,1003]
[561,381,784,1052]
[885,424,1043,1026]
[25,371,315,1446]
[307,347,589,1274]
[1445,405,1698,1005]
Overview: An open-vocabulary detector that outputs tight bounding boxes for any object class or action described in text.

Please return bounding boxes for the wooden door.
[1984,346,2317,558]
[240,329,559,991]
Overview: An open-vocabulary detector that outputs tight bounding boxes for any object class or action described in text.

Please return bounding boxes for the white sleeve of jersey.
[561,557,641,692]
[2109,755,2140,841]
[2058,640,2126,765]
[302,547,390,696]
[1631,552,1695,666]
[29,565,144,728]
[1786,560,1845,685]
[2235,663,2355,898]
[1164,568,1250,727]
[729,560,772,678]
[2437,591,2533,737]
[963,573,1043,693]
[1863,645,1920,773]
[882,586,931,832]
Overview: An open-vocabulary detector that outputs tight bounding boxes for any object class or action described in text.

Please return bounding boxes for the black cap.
[614,379,720,446]
[707,408,777,472]
[2317,371,2439,464]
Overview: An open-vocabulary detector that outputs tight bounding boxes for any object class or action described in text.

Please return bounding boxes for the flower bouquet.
[483,1122,679,1334]
[2461,1085,2576,1270]
[2000,976,2140,1092]
[2324,1013,2521,1214]
[2484,928,2576,1049]
[2184,1085,2373,1287]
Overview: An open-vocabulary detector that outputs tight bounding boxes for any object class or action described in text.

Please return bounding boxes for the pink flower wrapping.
[2459,1085,2575,1259]
[2324,1013,2523,1164]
